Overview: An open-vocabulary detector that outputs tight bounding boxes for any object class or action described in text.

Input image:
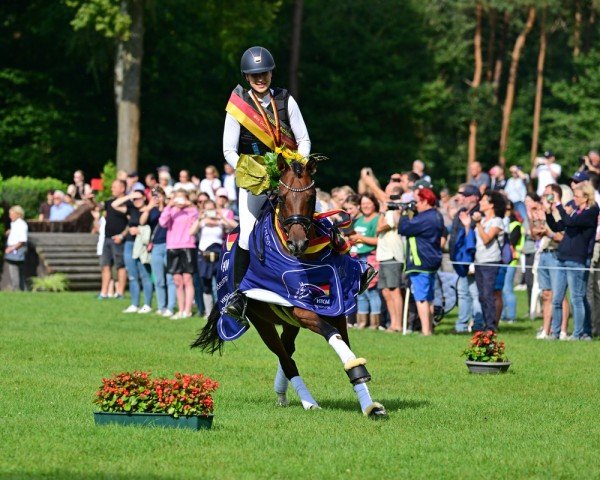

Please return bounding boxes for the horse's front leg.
[273,323,300,407]
[293,308,387,418]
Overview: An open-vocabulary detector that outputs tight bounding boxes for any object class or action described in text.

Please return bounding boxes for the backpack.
[497,232,513,265]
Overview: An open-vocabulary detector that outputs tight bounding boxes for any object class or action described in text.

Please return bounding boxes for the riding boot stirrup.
[358,265,377,295]
[224,290,250,328]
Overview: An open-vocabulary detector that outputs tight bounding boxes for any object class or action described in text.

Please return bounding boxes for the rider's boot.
[358,264,377,295]
[224,247,250,327]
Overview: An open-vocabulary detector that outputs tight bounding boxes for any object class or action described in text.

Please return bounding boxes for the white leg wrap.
[273,363,289,395]
[290,376,319,410]
[354,383,374,413]
[328,334,356,365]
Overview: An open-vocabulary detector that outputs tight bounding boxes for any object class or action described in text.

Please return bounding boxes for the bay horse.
[192,156,387,418]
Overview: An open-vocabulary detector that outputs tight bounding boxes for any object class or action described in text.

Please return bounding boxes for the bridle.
[277,178,315,234]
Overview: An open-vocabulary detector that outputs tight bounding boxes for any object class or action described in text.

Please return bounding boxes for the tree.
[530,6,547,165]
[468,3,483,177]
[498,5,536,166]
[288,0,304,99]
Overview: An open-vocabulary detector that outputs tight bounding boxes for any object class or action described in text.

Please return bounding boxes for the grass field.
[1,291,598,479]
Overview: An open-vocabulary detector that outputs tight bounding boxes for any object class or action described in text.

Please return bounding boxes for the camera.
[399,200,417,213]
[536,158,547,166]
[386,194,402,211]
[205,209,217,218]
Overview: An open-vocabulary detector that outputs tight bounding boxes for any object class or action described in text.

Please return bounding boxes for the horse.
[191,155,387,418]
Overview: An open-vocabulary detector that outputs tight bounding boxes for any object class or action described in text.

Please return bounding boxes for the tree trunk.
[468,3,483,180]
[530,8,547,166]
[493,10,510,103]
[115,0,144,174]
[583,5,596,54]
[499,6,536,167]
[288,0,304,100]
[486,8,497,83]
[574,0,582,58]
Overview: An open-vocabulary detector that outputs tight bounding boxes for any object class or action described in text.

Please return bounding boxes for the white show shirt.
[8,217,28,247]
[223,89,311,168]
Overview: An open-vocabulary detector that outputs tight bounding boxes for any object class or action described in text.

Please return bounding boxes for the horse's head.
[276,156,317,257]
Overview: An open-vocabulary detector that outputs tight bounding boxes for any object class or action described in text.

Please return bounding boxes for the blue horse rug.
[215,211,369,341]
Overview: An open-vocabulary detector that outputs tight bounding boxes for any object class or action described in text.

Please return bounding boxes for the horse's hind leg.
[273,324,300,406]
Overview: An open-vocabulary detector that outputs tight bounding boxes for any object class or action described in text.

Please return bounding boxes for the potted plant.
[94,371,218,430]
[462,330,511,374]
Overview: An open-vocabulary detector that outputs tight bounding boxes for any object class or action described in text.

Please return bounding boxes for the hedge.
[1,176,67,220]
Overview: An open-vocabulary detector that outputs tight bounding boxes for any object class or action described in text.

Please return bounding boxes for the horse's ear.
[277,155,288,172]
[306,157,317,176]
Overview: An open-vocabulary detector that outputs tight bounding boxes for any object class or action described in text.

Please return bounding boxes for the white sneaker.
[171,311,191,320]
[122,305,138,313]
[155,309,164,316]
[559,331,569,340]
[536,330,549,340]
[138,305,152,314]
[162,309,174,317]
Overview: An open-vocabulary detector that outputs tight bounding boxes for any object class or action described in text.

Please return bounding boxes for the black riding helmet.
[240,46,276,75]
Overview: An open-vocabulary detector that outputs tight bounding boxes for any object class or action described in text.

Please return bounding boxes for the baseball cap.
[412,179,432,190]
[128,171,139,178]
[132,182,146,192]
[543,150,554,158]
[216,187,229,198]
[459,185,481,198]
[571,171,589,183]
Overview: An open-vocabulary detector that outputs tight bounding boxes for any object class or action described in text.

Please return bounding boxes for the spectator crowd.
[5,150,600,340]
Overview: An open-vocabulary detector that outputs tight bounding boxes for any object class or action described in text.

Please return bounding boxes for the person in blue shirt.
[398,187,446,335]
[49,190,74,221]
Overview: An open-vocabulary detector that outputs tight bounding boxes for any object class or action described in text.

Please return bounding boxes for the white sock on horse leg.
[274,363,289,394]
[290,376,319,410]
[354,383,374,413]
[328,334,356,365]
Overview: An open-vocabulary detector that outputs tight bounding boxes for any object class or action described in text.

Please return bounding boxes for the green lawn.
[1,291,598,479]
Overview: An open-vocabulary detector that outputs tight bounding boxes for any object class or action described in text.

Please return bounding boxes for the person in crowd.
[49,190,74,221]
[376,188,405,332]
[222,162,238,213]
[400,172,420,202]
[111,187,154,314]
[570,170,590,191]
[222,46,311,324]
[38,189,54,221]
[349,194,381,329]
[500,201,524,323]
[532,150,561,196]
[331,185,356,210]
[546,183,599,340]
[116,170,128,183]
[489,165,507,191]
[505,165,529,229]
[215,187,237,223]
[460,189,506,331]
[316,190,335,212]
[67,170,92,205]
[144,173,158,198]
[449,184,484,333]
[5,205,28,291]
[98,180,128,299]
[398,187,446,336]
[173,169,197,193]
[412,160,431,183]
[139,186,177,317]
[126,171,139,194]
[158,170,173,197]
[199,165,222,201]
[438,188,454,232]
[159,189,199,319]
[468,161,490,193]
[190,199,239,315]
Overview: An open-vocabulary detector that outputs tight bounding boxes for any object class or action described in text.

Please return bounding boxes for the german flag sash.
[225,85,297,151]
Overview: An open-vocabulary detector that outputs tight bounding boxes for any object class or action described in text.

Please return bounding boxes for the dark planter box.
[94,412,213,430]
[465,360,512,374]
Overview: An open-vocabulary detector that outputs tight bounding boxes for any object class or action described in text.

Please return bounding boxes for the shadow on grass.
[320,397,430,413]
[434,322,535,336]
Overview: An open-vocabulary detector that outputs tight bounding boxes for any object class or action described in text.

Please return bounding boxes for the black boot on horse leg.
[224,247,251,327]
[358,264,377,295]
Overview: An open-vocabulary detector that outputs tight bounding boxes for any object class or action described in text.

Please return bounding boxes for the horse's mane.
[291,160,304,178]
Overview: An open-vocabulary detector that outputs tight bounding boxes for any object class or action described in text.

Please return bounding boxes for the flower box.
[465,360,512,374]
[94,411,213,430]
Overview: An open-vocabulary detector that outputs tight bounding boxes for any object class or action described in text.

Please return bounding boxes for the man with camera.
[531,150,561,196]
[398,187,446,336]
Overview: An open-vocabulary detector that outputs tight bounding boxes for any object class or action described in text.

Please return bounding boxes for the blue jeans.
[502,266,517,320]
[475,264,499,331]
[456,275,483,332]
[551,259,591,338]
[357,288,382,315]
[150,243,175,311]
[124,240,154,307]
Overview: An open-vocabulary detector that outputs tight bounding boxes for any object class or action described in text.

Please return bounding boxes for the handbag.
[5,246,26,262]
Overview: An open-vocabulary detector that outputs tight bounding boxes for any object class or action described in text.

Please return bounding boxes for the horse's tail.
[190,307,224,354]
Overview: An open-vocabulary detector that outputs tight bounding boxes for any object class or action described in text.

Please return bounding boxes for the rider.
[222,46,311,324]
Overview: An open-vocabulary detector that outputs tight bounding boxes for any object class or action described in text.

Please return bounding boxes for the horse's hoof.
[308,404,321,410]
[365,402,388,420]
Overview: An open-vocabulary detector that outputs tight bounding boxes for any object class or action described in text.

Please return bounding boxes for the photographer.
[398,188,446,336]
[545,183,599,340]
[376,188,405,332]
[505,165,529,228]
[579,150,600,175]
[531,150,561,196]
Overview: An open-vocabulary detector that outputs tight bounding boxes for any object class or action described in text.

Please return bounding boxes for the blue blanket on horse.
[215,211,367,341]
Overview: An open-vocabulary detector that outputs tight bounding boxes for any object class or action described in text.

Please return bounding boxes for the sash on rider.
[225,85,297,151]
